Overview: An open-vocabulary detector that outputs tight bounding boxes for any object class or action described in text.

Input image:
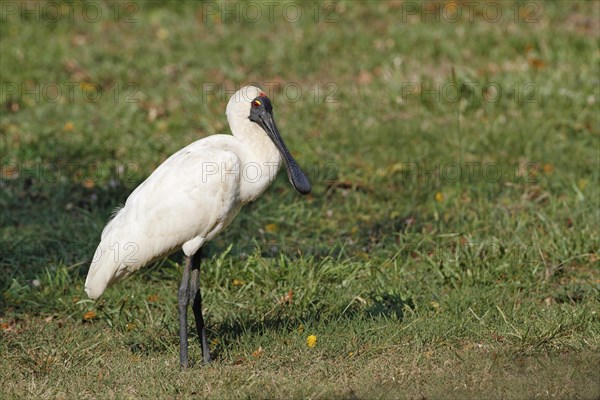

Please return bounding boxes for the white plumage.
[84,86,311,368]
[87,86,294,298]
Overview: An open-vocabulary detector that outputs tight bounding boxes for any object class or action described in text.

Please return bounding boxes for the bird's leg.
[178,255,192,370]
[190,251,212,364]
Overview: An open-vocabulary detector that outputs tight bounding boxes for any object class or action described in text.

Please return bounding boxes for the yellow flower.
[434,192,444,202]
[306,335,317,348]
[265,223,278,233]
[232,278,245,286]
[79,82,97,93]
[64,121,74,131]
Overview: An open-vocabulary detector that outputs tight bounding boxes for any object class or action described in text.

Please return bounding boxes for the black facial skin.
[249,95,312,195]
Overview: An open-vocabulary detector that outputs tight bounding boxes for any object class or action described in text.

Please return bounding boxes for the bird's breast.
[237,153,282,203]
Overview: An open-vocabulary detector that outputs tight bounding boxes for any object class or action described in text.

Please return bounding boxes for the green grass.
[1,1,599,398]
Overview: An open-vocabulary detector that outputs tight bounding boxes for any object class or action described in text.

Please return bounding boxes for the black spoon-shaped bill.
[252,111,312,194]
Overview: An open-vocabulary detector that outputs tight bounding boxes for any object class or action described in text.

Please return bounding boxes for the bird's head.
[226,86,311,195]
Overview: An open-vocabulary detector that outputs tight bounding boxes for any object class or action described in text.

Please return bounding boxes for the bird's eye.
[252,100,262,108]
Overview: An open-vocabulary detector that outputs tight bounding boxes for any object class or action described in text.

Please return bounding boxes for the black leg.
[178,255,192,369]
[190,252,212,364]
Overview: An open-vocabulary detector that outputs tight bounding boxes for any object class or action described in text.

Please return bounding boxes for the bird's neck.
[231,123,283,203]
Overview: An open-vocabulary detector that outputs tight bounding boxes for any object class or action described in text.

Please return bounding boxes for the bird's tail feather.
[84,231,134,299]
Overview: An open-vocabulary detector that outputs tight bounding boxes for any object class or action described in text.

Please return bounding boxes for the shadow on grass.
[205,291,414,362]
[0,178,142,314]
[116,286,414,362]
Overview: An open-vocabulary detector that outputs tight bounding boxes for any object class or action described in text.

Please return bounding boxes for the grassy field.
[1,1,599,398]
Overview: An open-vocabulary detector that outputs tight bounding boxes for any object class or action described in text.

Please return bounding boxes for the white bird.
[85,86,311,368]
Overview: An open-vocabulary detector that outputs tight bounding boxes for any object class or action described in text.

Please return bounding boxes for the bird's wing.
[85,136,242,299]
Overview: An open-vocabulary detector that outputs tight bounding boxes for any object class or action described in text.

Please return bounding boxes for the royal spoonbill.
[85,86,311,368]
